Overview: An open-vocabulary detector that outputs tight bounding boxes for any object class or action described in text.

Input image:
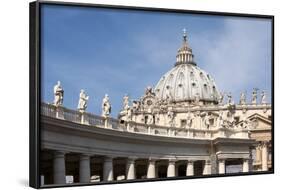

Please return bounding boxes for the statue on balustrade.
[252,88,258,104]
[227,92,234,105]
[53,81,64,106]
[125,106,132,122]
[102,94,111,117]
[218,92,224,104]
[77,89,89,112]
[240,92,246,105]
[123,94,129,110]
[261,91,267,104]
[132,100,140,111]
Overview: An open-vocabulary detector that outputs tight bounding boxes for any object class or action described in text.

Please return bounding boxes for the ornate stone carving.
[218,92,224,104]
[145,86,155,96]
[132,100,140,111]
[102,94,111,117]
[217,110,224,128]
[77,89,89,112]
[252,88,258,104]
[203,112,211,129]
[147,114,154,125]
[167,107,175,127]
[123,94,129,110]
[240,92,246,105]
[261,91,266,104]
[186,111,194,128]
[227,92,234,105]
[53,81,64,106]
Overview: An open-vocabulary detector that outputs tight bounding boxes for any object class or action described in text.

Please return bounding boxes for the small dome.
[154,29,220,103]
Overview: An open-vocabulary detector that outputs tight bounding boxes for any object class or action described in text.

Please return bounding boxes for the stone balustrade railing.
[41,102,249,140]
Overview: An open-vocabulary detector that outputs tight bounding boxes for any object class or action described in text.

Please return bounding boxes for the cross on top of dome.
[183,28,187,42]
[175,29,195,66]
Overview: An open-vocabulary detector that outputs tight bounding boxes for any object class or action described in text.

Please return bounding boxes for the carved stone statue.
[227,92,233,105]
[165,87,173,102]
[102,94,111,117]
[204,113,211,129]
[147,114,154,125]
[145,86,154,96]
[167,107,175,127]
[217,110,224,128]
[132,100,140,111]
[252,88,258,104]
[261,91,266,104]
[125,106,132,122]
[240,92,246,105]
[123,94,129,110]
[186,111,194,128]
[218,92,224,104]
[77,89,89,112]
[53,81,64,106]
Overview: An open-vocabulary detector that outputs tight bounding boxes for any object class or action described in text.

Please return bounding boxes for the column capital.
[186,160,194,164]
[127,156,138,161]
[148,157,158,163]
[205,160,211,165]
[53,151,67,158]
[218,158,226,163]
[80,154,91,160]
[104,156,114,162]
[168,158,177,164]
[261,141,269,147]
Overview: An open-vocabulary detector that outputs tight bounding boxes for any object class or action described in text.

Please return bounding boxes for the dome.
[154,29,220,103]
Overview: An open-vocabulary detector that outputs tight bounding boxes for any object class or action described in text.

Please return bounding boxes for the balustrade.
[41,103,249,140]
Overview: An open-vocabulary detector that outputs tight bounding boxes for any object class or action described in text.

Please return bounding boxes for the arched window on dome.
[203,83,209,98]
[190,71,195,81]
[212,86,218,99]
[176,72,185,99]
[191,82,199,98]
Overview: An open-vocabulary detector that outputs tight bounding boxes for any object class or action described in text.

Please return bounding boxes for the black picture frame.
[29,1,274,189]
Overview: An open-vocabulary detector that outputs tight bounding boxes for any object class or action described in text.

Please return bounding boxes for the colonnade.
[48,151,252,185]
[50,151,216,184]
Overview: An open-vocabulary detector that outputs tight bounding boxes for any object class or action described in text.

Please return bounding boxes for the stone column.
[126,157,136,180]
[103,157,114,181]
[53,151,66,184]
[261,142,268,171]
[79,154,91,183]
[218,159,225,174]
[256,145,262,163]
[147,159,156,178]
[203,160,211,175]
[242,159,249,172]
[167,159,176,177]
[186,160,194,176]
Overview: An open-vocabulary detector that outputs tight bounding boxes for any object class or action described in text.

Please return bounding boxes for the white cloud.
[193,18,272,102]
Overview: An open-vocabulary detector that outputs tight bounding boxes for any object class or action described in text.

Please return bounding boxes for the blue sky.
[41,4,272,117]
